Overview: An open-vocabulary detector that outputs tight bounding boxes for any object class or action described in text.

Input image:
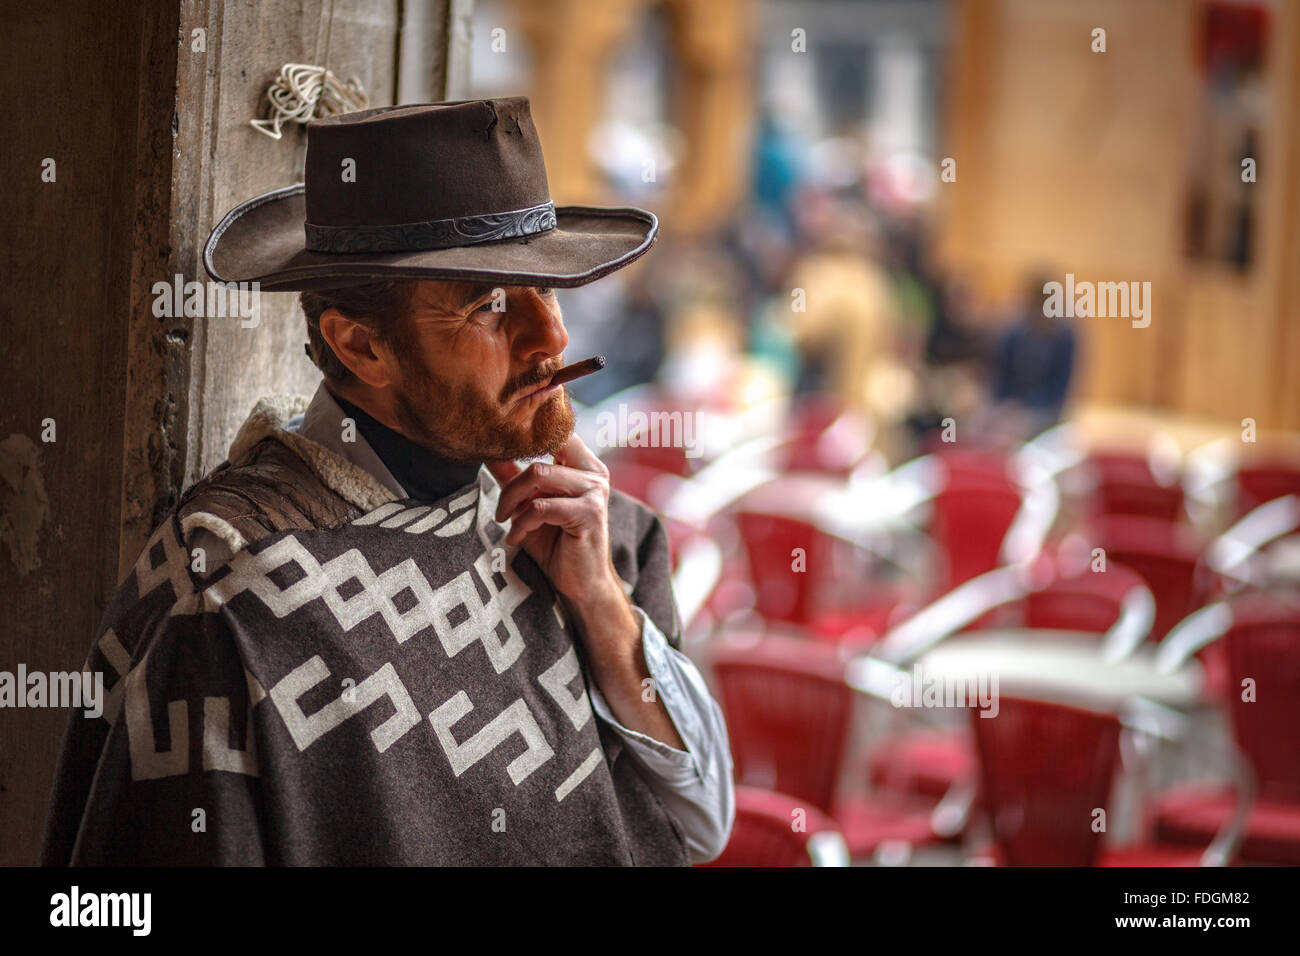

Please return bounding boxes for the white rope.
[249,63,368,140]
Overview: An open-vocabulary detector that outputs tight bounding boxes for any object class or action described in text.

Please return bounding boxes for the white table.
[1263,535,1300,583]
[853,628,1204,715]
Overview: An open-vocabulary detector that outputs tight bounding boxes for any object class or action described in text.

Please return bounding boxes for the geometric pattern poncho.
[41,467,688,865]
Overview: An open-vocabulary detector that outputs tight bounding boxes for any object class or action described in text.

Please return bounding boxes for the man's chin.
[526,392,576,457]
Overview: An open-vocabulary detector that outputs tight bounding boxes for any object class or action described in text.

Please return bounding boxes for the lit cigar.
[549,355,606,387]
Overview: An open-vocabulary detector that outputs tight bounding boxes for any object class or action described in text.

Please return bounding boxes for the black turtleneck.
[330,390,482,503]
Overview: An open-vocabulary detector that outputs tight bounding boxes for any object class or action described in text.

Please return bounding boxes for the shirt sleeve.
[586,605,735,864]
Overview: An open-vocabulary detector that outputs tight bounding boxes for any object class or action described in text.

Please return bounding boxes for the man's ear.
[318,308,394,388]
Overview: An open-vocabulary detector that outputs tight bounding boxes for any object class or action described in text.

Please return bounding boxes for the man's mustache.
[503,360,564,402]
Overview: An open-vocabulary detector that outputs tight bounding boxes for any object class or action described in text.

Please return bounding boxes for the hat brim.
[203,184,657,292]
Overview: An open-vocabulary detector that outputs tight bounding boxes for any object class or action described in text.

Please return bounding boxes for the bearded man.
[42,98,733,866]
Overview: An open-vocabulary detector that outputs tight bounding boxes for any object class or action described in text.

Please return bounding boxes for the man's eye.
[474,301,495,313]
[536,287,554,296]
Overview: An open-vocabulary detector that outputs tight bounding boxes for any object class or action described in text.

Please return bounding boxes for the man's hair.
[300,281,416,382]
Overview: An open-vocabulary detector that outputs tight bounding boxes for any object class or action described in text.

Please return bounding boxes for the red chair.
[1236,457,1300,515]
[734,511,826,627]
[779,398,872,477]
[1019,561,1153,635]
[604,465,700,572]
[869,727,979,802]
[970,696,1212,866]
[1082,515,1229,699]
[710,634,944,860]
[1086,516,1206,641]
[1087,452,1185,521]
[868,560,1155,801]
[732,510,901,645]
[933,447,1017,485]
[700,786,848,867]
[1150,592,1300,864]
[971,696,1120,865]
[929,470,1022,591]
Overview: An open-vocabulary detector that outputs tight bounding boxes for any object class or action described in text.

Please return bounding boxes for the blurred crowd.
[560,107,1078,468]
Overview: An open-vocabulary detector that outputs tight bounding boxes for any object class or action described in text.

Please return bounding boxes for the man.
[989,272,1077,442]
[42,98,733,865]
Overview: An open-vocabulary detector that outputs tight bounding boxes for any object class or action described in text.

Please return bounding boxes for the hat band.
[303,200,557,253]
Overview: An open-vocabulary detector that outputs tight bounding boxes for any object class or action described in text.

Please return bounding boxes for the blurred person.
[988,272,1077,440]
[785,205,914,459]
[653,238,791,448]
[748,289,803,392]
[925,272,988,368]
[659,278,748,409]
[879,219,936,362]
[718,202,799,340]
[903,271,995,453]
[750,110,805,236]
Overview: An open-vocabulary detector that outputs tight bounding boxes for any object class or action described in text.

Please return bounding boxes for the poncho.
[42,450,689,866]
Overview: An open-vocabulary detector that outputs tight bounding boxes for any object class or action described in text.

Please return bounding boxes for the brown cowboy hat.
[203,97,657,292]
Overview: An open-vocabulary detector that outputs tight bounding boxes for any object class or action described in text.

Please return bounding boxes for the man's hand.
[488,433,618,606]
[486,434,685,751]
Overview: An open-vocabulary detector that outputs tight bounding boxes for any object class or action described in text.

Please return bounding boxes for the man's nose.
[513,288,568,364]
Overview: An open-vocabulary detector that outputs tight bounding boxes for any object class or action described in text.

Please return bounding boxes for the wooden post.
[0,0,439,865]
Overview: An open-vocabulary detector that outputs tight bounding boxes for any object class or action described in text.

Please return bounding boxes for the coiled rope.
[249,63,368,140]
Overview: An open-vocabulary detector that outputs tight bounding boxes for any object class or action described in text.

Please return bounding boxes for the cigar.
[549,355,606,387]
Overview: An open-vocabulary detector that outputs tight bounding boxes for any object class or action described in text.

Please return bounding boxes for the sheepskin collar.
[227,393,398,514]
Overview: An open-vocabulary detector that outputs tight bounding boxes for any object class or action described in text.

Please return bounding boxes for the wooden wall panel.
[0,0,179,867]
[1274,2,1300,432]
[180,0,400,507]
[936,0,1298,433]
[0,0,410,865]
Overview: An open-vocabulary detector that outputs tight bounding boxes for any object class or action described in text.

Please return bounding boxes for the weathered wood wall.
[0,0,444,865]
[0,0,182,869]
[937,0,1300,434]
[162,0,401,560]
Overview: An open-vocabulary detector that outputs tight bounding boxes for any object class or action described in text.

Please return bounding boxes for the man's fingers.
[494,461,600,522]
[504,495,592,545]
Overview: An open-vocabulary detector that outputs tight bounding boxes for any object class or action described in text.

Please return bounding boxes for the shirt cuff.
[586,606,705,783]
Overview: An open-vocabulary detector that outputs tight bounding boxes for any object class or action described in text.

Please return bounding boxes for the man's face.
[383,280,576,463]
